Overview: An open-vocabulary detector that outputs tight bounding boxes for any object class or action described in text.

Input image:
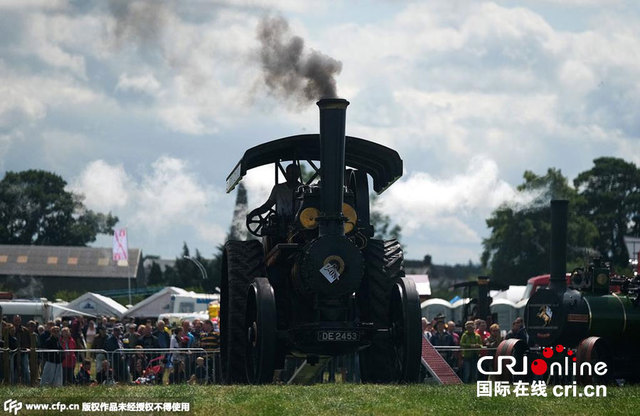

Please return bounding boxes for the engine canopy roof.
[226,134,403,194]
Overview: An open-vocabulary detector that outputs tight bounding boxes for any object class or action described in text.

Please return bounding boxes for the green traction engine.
[500,200,640,383]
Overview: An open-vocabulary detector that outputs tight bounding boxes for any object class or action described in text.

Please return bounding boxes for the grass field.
[1,384,639,416]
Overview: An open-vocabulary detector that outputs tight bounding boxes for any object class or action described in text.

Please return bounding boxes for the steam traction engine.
[220,98,421,384]
[499,200,640,383]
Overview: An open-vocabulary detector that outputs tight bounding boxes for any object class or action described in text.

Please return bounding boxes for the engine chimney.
[317,98,349,237]
[550,199,568,293]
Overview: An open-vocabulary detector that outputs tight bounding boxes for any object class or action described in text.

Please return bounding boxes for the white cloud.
[378,155,540,239]
[72,156,228,256]
[116,73,161,96]
[70,160,131,210]
[134,157,210,228]
[0,63,103,127]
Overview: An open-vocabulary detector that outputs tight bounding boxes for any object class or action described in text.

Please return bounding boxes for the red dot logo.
[555,345,564,353]
[531,359,548,375]
[542,347,554,358]
[567,350,573,356]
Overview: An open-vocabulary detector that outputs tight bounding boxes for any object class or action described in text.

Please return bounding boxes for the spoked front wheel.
[390,277,422,383]
[245,277,277,384]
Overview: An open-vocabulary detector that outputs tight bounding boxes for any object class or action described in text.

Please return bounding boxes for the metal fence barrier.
[1,348,219,386]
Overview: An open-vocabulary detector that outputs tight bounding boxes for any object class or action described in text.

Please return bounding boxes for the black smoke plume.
[257,16,342,104]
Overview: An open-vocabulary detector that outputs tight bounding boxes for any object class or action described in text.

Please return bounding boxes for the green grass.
[1,384,639,416]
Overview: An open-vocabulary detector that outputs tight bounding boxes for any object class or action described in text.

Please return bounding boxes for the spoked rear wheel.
[494,339,529,382]
[220,240,265,384]
[390,277,422,383]
[245,278,277,384]
[576,337,612,385]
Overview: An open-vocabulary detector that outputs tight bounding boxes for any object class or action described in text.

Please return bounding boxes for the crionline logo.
[477,344,608,377]
[3,400,22,416]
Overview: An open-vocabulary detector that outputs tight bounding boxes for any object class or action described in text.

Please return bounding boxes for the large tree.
[574,157,640,270]
[0,170,118,245]
[482,168,597,285]
[370,194,402,241]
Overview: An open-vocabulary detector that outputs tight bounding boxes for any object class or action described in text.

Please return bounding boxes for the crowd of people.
[0,314,220,387]
[2,311,532,386]
[422,315,528,383]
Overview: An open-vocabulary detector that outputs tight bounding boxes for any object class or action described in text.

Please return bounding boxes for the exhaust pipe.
[549,200,568,293]
[317,98,349,237]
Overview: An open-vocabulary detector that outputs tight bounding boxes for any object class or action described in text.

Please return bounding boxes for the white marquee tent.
[123,287,188,320]
[60,292,128,319]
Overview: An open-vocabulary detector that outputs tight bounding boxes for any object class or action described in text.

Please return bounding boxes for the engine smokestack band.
[317,98,349,236]
[550,199,568,293]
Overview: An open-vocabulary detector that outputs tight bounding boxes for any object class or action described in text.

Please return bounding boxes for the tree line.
[482,157,640,285]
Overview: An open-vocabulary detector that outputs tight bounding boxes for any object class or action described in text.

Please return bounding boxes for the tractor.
[220,98,421,384]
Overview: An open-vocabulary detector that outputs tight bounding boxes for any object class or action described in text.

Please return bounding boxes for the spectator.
[153,321,171,349]
[123,324,139,349]
[71,317,86,356]
[475,320,490,343]
[169,327,184,367]
[60,327,77,385]
[27,320,38,337]
[447,320,461,375]
[105,326,128,383]
[93,325,108,372]
[484,324,502,349]
[138,324,159,351]
[130,345,148,381]
[194,357,207,384]
[107,317,117,330]
[447,321,460,345]
[430,320,454,364]
[199,320,219,383]
[41,326,62,387]
[36,325,45,347]
[421,318,432,342]
[181,320,194,347]
[169,360,186,384]
[191,319,203,347]
[84,320,97,351]
[76,359,94,385]
[506,318,527,342]
[12,315,32,385]
[460,321,483,383]
[39,321,54,347]
[152,321,170,384]
[6,324,18,384]
[96,360,113,385]
[514,317,529,344]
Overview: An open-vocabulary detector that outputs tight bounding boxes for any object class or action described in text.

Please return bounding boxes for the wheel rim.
[494,339,528,382]
[390,277,422,382]
[245,278,277,384]
[577,337,611,385]
[220,250,230,383]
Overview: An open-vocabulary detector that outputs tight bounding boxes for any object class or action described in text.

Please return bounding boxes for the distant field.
[1,384,639,416]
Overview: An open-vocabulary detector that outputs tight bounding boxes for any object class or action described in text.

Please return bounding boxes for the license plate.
[317,330,360,342]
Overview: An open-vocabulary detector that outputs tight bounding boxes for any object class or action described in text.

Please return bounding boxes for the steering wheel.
[246,207,276,237]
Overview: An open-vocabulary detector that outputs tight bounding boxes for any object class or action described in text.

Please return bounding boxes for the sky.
[1,0,639,265]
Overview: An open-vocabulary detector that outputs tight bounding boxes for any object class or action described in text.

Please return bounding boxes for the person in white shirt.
[248,164,301,219]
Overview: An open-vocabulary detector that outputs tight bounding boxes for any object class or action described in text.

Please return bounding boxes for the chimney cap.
[317,98,349,109]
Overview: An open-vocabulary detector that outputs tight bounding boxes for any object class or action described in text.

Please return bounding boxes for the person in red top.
[60,327,77,385]
[475,319,490,342]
